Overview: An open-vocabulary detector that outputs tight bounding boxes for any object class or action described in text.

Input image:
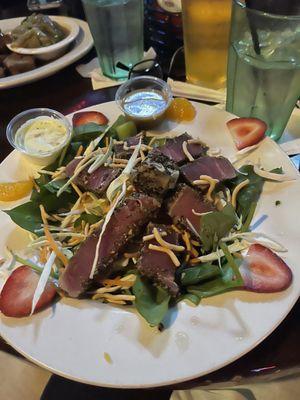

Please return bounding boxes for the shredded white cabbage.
[31,251,56,316]
[88,138,113,174]
[89,181,127,279]
[221,231,287,252]
[56,154,97,197]
[106,138,142,203]
[230,142,263,164]
[253,165,295,182]
[186,218,201,238]
[84,130,107,156]
[194,241,249,263]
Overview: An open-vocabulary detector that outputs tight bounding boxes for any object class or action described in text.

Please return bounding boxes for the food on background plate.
[0,38,36,77]
[0,14,70,78]
[0,110,293,327]
[9,14,66,49]
[2,53,36,75]
[0,29,37,77]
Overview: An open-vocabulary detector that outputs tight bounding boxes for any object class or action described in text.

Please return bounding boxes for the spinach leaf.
[177,293,201,306]
[181,263,221,286]
[229,165,264,223]
[272,167,283,175]
[199,204,238,251]
[74,213,100,228]
[5,187,75,234]
[33,174,51,190]
[31,187,76,213]
[60,142,84,166]
[187,260,243,299]
[4,202,43,234]
[72,123,107,142]
[133,274,171,326]
[8,168,77,234]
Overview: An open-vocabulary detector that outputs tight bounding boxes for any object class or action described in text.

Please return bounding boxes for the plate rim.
[0,101,299,388]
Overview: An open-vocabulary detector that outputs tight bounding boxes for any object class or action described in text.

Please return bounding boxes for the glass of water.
[82,0,144,80]
[226,0,300,141]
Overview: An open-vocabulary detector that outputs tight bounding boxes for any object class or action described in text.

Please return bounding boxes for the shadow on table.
[41,375,172,400]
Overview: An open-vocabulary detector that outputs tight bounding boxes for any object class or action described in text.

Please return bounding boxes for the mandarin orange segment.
[0,181,33,201]
[166,98,196,122]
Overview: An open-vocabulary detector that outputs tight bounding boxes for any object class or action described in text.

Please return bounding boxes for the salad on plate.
[0,106,293,328]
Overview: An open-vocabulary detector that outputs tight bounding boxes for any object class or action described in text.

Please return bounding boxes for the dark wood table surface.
[0,2,299,396]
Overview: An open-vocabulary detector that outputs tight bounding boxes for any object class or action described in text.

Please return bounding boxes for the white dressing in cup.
[6,108,72,166]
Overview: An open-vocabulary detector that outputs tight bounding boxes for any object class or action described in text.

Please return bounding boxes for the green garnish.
[240,201,257,232]
[219,241,243,284]
[9,251,59,279]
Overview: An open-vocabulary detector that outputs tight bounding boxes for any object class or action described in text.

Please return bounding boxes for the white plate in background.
[0,16,93,89]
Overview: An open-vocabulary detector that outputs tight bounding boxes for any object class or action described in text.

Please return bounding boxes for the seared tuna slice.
[113,134,144,159]
[133,150,179,198]
[59,193,160,297]
[137,223,180,296]
[180,156,236,184]
[158,133,207,164]
[58,232,100,298]
[167,184,214,233]
[65,158,121,196]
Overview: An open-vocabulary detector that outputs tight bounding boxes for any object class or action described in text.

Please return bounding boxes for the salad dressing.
[122,89,169,127]
[15,116,68,156]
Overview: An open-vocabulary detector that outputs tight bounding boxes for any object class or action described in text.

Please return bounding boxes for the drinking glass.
[82,0,144,80]
[226,0,300,141]
[181,0,232,90]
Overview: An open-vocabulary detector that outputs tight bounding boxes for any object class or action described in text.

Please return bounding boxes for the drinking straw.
[245,0,260,55]
[245,0,300,54]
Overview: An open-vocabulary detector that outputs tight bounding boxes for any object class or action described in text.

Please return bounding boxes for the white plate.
[0,16,93,89]
[0,102,299,388]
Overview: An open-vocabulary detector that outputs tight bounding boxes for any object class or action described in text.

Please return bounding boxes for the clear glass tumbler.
[226,0,300,141]
[82,0,144,80]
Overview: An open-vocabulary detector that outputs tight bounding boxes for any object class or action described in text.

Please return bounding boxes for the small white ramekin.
[6,108,72,166]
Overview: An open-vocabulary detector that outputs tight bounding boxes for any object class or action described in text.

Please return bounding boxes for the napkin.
[167,78,226,104]
[76,47,157,91]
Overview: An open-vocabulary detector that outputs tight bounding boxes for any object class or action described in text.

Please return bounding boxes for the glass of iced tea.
[181,0,232,90]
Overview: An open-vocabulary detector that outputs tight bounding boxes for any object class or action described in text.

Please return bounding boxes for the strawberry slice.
[0,266,56,318]
[240,244,292,293]
[72,111,108,127]
[227,117,267,150]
